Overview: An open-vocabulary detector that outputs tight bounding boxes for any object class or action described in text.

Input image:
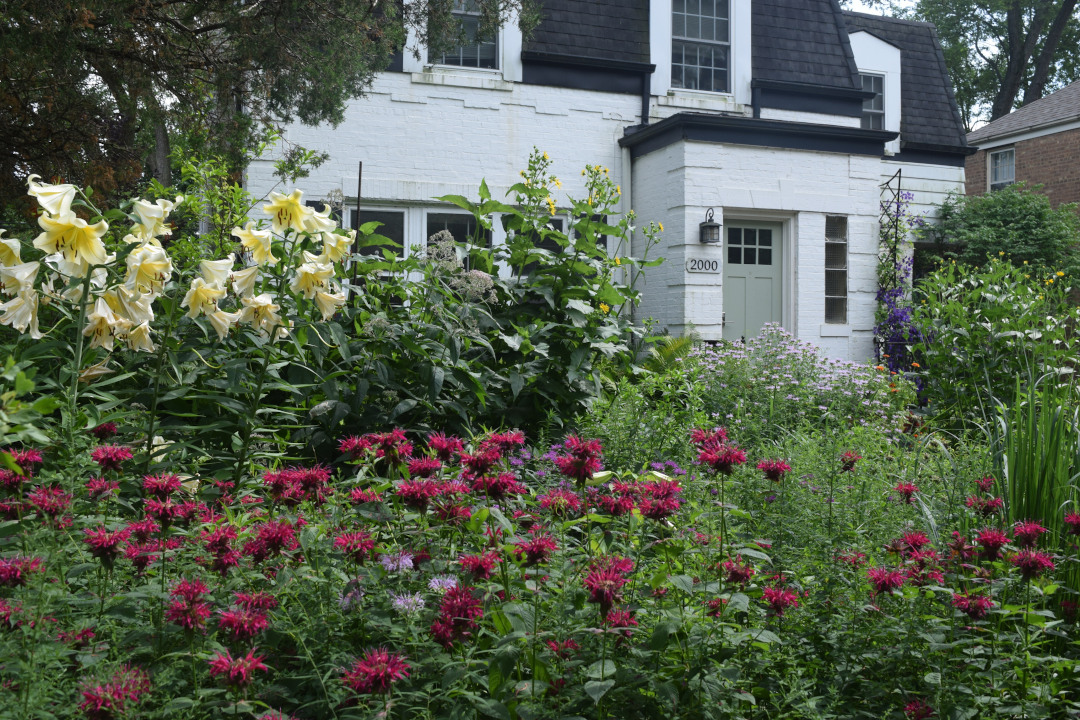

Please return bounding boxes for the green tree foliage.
[920,183,1080,273]
[0,0,537,206]
[845,1,1080,128]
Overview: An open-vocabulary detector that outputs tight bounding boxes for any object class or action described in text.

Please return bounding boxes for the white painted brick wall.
[247,70,966,364]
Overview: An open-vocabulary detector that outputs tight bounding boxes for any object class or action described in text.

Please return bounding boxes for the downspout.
[640,71,650,125]
[752,86,761,118]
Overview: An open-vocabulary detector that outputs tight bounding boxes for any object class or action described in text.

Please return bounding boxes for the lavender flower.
[380,551,414,573]
[427,576,458,593]
[390,592,425,615]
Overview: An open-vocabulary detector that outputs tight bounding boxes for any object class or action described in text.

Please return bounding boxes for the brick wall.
[966,126,1080,206]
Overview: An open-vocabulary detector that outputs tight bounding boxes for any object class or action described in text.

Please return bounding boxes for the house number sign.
[686,258,720,273]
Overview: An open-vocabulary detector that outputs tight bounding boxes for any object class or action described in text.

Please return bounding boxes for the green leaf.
[585,659,616,679]
[669,574,695,594]
[509,370,523,399]
[584,679,615,703]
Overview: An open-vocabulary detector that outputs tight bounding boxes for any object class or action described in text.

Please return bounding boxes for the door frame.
[721,210,796,340]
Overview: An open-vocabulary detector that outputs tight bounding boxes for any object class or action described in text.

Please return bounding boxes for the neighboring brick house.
[966,81,1080,206]
[247,1,970,361]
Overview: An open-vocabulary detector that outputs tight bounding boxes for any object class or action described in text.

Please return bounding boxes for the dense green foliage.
[921,184,1080,274]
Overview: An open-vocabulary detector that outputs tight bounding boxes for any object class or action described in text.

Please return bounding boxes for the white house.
[246,0,971,361]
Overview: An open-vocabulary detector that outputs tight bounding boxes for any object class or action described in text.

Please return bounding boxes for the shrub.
[921,183,1080,274]
[911,257,1080,424]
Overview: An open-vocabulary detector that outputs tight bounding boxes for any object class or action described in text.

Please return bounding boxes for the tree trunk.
[1023,0,1079,104]
[151,117,172,187]
[990,0,1050,119]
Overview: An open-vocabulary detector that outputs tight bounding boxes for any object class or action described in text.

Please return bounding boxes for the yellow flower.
[553,178,561,188]
[126,322,156,353]
[125,243,172,295]
[33,212,109,276]
[1023,260,1028,265]
[131,196,182,240]
[181,278,226,319]
[1057,271,1065,277]
[616,185,621,195]
[599,302,610,314]
[320,232,352,264]
[289,258,334,299]
[200,255,235,286]
[545,197,556,216]
[231,222,277,266]
[314,288,348,321]
[614,257,621,266]
[231,266,260,298]
[239,293,285,339]
[82,297,126,352]
[206,309,242,341]
[26,175,76,217]
[998,251,1005,256]
[543,151,550,161]
[262,190,312,234]
[0,262,39,296]
[106,286,155,326]
[304,203,337,235]
[0,231,21,267]
[0,290,40,339]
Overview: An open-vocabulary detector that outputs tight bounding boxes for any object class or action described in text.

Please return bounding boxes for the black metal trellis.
[878,168,903,295]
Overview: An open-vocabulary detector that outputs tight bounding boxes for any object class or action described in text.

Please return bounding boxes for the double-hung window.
[671,0,730,93]
[433,0,498,69]
[860,73,885,130]
[989,148,1015,191]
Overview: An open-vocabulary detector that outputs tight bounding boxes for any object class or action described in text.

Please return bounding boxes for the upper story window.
[860,73,884,130]
[989,148,1015,191]
[433,0,498,69]
[671,0,730,93]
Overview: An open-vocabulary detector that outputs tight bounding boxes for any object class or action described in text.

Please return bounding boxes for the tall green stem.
[142,296,183,473]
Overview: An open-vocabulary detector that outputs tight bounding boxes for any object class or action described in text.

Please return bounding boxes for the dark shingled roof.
[752,0,861,90]
[524,0,650,65]
[967,80,1080,144]
[842,12,969,152]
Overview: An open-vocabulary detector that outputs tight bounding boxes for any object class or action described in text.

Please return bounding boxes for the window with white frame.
[671,0,730,93]
[825,217,847,324]
[432,0,498,69]
[989,148,1015,191]
[860,73,884,130]
[352,209,405,258]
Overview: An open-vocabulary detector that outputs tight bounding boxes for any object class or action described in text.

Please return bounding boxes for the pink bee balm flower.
[1065,511,1080,535]
[218,607,270,641]
[1012,520,1047,548]
[553,435,603,485]
[900,531,930,552]
[691,427,728,449]
[208,648,268,688]
[976,528,1010,561]
[867,567,906,596]
[604,608,638,640]
[426,432,464,462]
[83,527,131,566]
[89,422,118,440]
[840,450,861,472]
[349,487,381,504]
[333,530,375,564]
[341,647,410,695]
[583,556,633,617]
[142,473,182,500]
[722,556,755,586]
[757,459,792,482]
[8,449,43,476]
[90,445,133,472]
[480,430,526,454]
[86,477,119,501]
[538,489,582,517]
[513,534,558,567]
[893,482,919,504]
[975,476,995,493]
[904,698,935,719]
[952,592,994,620]
[458,552,499,580]
[407,457,442,478]
[0,555,43,587]
[469,472,525,500]
[430,586,483,648]
[396,479,439,512]
[235,592,278,611]
[762,586,800,616]
[27,485,72,519]
[1011,550,1055,580]
[78,665,150,720]
[698,443,747,475]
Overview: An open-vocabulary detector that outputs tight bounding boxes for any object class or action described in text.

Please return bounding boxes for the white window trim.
[402,1,522,83]
[989,148,1015,191]
[650,0,751,107]
[848,31,901,155]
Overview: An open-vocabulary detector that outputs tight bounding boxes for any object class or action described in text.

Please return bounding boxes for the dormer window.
[671,0,730,93]
[860,73,884,130]
[433,0,498,69]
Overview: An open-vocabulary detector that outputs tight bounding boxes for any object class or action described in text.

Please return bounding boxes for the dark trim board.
[756,87,864,118]
[620,113,897,159]
[887,149,969,167]
[521,52,654,95]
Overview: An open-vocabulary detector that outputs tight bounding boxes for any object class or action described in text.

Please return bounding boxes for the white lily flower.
[207,309,242,341]
[0,262,39,296]
[320,231,352,264]
[304,203,337,234]
[239,293,284,339]
[106,286,155,326]
[231,222,277,266]
[200,255,235,286]
[314,288,347,320]
[34,211,109,277]
[125,243,173,295]
[262,190,312,234]
[181,277,226,319]
[0,231,22,267]
[27,175,77,217]
[131,196,182,240]
[83,297,126,351]
[0,290,41,339]
[290,259,334,299]
[231,266,260,298]
[126,322,155,352]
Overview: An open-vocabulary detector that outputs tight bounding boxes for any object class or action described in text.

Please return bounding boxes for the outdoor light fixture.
[699,208,720,244]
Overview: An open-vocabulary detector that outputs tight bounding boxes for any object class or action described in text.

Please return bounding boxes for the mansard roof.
[752,0,861,91]
[525,0,650,65]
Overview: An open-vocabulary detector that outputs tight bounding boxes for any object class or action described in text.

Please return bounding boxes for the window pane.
[758,248,772,265]
[435,7,497,69]
[825,242,847,268]
[826,269,847,296]
[825,217,847,324]
[743,247,756,264]
[672,0,730,93]
[728,246,741,264]
[759,229,771,246]
[825,297,847,324]
[354,210,404,257]
[427,213,492,247]
[728,228,742,245]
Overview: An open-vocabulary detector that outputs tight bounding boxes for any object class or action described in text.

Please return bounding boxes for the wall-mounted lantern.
[699,208,720,244]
